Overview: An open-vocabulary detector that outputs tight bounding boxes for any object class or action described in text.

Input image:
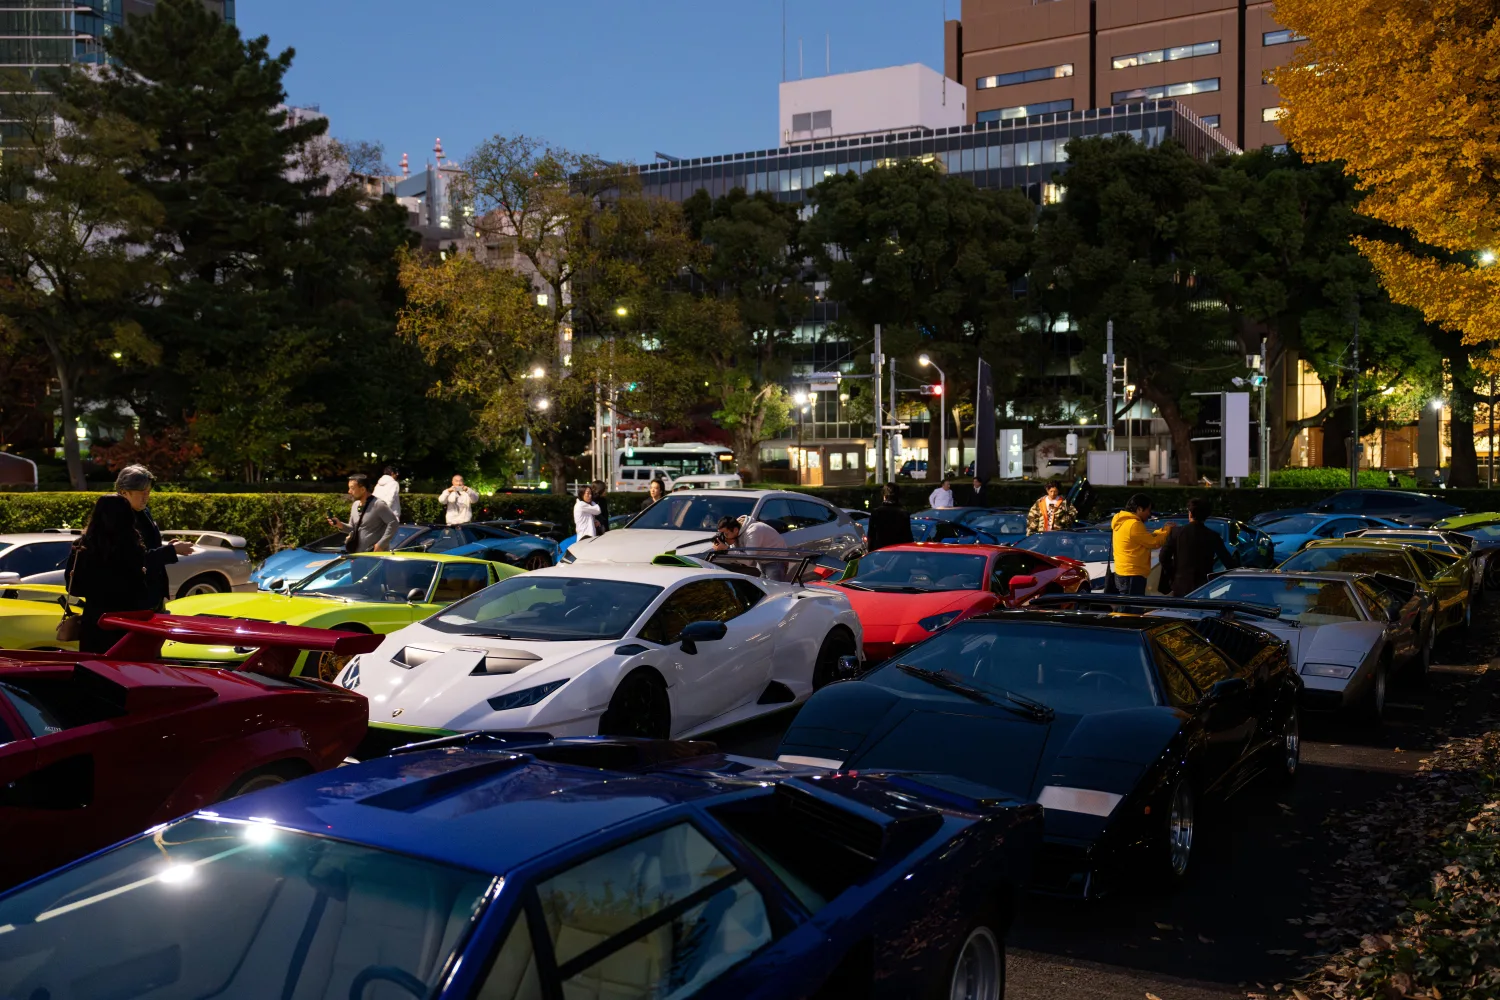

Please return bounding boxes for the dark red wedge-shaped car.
[821,543,1090,663]
[0,612,377,888]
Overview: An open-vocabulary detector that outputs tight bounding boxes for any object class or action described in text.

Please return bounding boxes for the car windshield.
[1279,547,1417,580]
[1013,532,1113,562]
[967,512,1027,536]
[295,556,438,603]
[1262,514,1323,534]
[0,818,493,1000]
[878,620,1158,714]
[1191,576,1362,624]
[627,495,756,531]
[430,575,663,640]
[841,551,987,592]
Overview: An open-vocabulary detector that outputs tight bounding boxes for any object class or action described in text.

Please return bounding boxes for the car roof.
[1301,538,1418,551]
[529,561,739,583]
[1213,569,1367,584]
[201,743,858,875]
[0,532,79,545]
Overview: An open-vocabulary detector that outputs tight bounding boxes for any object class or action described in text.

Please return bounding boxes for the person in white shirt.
[928,477,955,509]
[713,515,788,581]
[373,466,402,521]
[574,485,603,539]
[438,475,480,525]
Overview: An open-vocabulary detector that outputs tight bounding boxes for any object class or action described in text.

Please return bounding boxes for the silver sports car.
[1181,570,1431,723]
[0,529,253,597]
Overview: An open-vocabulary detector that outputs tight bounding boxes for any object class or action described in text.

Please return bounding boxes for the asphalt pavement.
[712,594,1500,1000]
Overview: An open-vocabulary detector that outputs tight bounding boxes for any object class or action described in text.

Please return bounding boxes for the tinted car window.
[729,578,765,609]
[1185,617,1267,670]
[297,557,439,604]
[790,500,837,526]
[755,498,797,531]
[1014,532,1113,562]
[885,621,1158,714]
[1153,626,1233,690]
[1354,578,1399,619]
[639,580,746,645]
[1280,547,1415,579]
[630,495,756,531]
[1194,576,1361,623]
[969,512,1027,536]
[431,562,491,603]
[433,576,663,640]
[536,823,771,997]
[1263,515,1321,533]
[0,541,72,577]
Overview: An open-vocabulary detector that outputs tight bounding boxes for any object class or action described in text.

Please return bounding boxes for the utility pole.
[872,325,885,486]
[1104,320,1116,452]
[1123,358,1132,480]
[1350,308,1360,489]
[889,359,898,480]
[1258,342,1268,489]
[1490,373,1496,488]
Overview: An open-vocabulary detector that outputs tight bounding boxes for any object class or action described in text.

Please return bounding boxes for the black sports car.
[776,597,1302,897]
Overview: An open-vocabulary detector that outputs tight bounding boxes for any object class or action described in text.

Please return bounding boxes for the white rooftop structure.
[777,64,967,146]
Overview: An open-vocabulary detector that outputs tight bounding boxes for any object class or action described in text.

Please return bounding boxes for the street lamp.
[918,353,947,476]
[535,398,550,412]
[793,390,808,406]
[530,365,545,379]
[1480,250,1496,267]
[616,306,629,317]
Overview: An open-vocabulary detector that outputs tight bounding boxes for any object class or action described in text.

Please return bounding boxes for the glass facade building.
[627,100,1235,452]
[0,0,232,76]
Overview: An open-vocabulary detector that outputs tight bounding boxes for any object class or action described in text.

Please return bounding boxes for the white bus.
[613,443,734,490]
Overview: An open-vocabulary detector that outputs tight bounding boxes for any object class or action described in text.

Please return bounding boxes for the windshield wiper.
[839,580,873,591]
[895,664,1053,722]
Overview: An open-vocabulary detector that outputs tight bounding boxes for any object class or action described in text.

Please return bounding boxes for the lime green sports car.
[0,584,80,652]
[162,552,522,679]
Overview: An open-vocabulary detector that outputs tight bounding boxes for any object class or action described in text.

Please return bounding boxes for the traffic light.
[919,384,943,396]
[1250,374,1267,388]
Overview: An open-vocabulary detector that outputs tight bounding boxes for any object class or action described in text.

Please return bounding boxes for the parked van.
[613,467,674,492]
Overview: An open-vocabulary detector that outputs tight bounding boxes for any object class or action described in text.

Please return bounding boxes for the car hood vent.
[470,649,544,675]
[393,646,445,668]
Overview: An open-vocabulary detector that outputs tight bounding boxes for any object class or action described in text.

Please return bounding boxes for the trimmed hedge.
[5,484,1499,564]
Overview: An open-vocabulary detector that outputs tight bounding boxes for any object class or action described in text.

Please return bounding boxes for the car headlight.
[917,610,963,633]
[1301,662,1355,679]
[1037,785,1123,817]
[487,678,568,712]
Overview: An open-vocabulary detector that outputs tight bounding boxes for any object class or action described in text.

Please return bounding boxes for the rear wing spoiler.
[97,612,382,678]
[701,547,825,584]
[1026,593,1285,622]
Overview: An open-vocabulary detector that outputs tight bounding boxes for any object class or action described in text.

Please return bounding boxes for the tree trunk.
[1319,374,1351,470]
[1266,335,1287,476]
[1446,342,1480,487]
[1144,387,1198,485]
[732,422,764,482]
[47,345,86,491]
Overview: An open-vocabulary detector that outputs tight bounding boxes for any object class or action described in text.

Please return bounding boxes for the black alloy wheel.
[812,627,858,690]
[940,921,1005,1000]
[1276,704,1301,782]
[1361,656,1389,728]
[599,670,670,739]
[523,551,552,571]
[1158,780,1197,884]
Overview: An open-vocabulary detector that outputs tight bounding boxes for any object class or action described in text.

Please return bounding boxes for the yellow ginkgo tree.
[1275,0,1500,349]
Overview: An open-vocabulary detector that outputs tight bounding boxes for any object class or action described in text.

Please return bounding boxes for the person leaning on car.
[713,514,788,580]
[113,464,195,609]
[1026,482,1077,535]
[865,482,915,553]
[438,475,480,525]
[1110,493,1171,596]
[1158,498,1239,597]
[327,474,398,553]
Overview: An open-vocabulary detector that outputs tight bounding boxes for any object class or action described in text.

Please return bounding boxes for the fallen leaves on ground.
[1299,731,1500,999]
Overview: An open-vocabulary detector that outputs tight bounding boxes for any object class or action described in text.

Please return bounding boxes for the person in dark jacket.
[864,483,914,552]
[68,495,148,654]
[969,476,988,507]
[591,480,610,533]
[1158,498,1239,597]
[113,464,193,608]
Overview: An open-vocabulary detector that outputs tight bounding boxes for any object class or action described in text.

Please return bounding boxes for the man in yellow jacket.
[1111,493,1172,595]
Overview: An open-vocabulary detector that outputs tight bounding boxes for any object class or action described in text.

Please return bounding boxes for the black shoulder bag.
[345,498,376,553]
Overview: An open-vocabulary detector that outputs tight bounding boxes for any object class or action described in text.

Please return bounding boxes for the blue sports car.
[0,735,1040,1000]
[253,523,555,589]
[1255,512,1408,557]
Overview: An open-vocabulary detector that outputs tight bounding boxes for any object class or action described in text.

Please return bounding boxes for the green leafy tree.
[1034,137,1227,484]
[0,70,164,489]
[803,159,1034,439]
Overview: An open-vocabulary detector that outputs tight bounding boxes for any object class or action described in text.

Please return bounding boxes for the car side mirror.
[269,578,288,593]
[1008,574,1038,591]
[835,655,860,680]
[1208,677,1248,700]
[406,588,427,604]
[679,619,728,655]
[0,572,19,584]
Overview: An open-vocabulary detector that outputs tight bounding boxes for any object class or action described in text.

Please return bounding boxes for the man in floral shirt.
[1026,482,1077,535]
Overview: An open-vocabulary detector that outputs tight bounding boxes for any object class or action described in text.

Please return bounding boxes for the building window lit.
[536,293,549,306]
[1263,29,1307,46]
[975,63,1073,90]
[1112,40,1219,70]
[1042,182,1064,205]
[977,98,1074,122]
[1112,78,1220,103]
[1262,106,1285,121]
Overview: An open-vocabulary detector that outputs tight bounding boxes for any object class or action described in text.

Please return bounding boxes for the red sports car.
[0,612,377,888]
[821,542,1090,662]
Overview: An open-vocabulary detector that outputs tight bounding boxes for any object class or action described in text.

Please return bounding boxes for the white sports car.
[338,558,864,756]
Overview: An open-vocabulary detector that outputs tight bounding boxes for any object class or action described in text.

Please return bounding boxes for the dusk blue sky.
[238,1,948,173]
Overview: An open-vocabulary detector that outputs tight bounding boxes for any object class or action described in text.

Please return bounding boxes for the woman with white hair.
[112,464,193,609]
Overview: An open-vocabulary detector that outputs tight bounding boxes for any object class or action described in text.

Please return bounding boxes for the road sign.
[810,371,841,382]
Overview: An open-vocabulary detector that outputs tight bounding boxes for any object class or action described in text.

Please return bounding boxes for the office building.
[0,0,233,77]
[943,0,1300,150]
